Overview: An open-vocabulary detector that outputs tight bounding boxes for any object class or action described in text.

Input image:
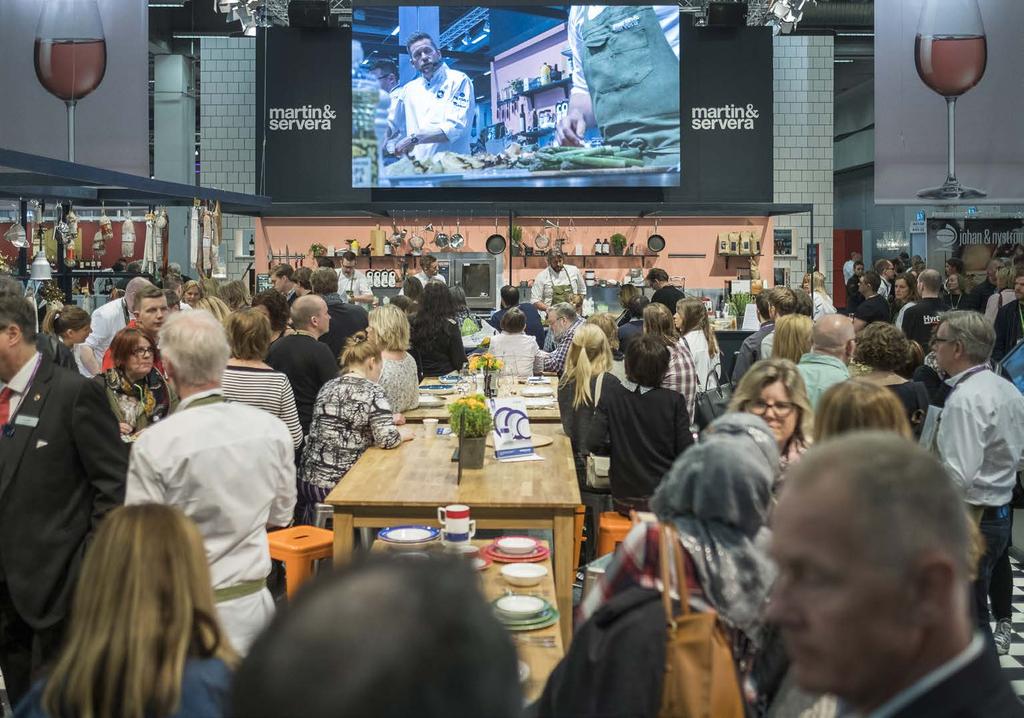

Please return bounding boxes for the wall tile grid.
[772,35,834,287]
[199,38,256,281]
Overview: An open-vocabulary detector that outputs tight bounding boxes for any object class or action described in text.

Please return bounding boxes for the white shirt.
[683,330,721,390]
[395,62,476,163]
[337,269,373,303]
[530,265,586,307]
[894,301,915,330]
[568,6,680,96]
[488,332,543,377]
[126,389,296,587]
[0,352,42,419]
[879,276,892,301]
[842,260,856,283]
[386,84,406,140]
[937,366,1024,507]
[811,292,837,320]
[985,288,1016,324]
[82,297,129,368]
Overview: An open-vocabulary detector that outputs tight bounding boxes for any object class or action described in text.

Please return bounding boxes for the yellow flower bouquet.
[468,352,503,373]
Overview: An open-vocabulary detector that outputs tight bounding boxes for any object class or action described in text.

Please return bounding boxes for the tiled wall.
[772,35,834,287]
[199,38,256,281]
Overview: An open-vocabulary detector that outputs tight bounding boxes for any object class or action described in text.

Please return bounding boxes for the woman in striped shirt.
[222,309,303,449]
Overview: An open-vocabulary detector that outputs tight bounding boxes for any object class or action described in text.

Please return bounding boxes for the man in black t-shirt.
[853,270,890,331]
[901,269,946,349]
[647,268,684,314]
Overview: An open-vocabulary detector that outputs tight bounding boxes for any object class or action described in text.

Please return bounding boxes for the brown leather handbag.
[658,525,746,718]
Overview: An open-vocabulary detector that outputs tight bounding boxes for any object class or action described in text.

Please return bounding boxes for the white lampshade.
[30,251,52,281]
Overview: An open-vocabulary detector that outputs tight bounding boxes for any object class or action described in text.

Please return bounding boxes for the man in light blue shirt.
[797,314,855,409]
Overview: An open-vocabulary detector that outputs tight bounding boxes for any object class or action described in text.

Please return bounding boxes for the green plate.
[503,608,560,632]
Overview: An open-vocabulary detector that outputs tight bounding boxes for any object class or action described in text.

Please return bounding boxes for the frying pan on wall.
[485,215,506,255]
[647,218,666,253]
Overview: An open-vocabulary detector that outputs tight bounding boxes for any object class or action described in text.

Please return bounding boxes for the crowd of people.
[1,245,1023,717]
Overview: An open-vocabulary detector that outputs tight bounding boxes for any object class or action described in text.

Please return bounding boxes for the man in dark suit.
[768,433,1024,718]
[992,271,1024,362]
[310,267,368,361]
[0,295,128,705]
[487,285,545,348]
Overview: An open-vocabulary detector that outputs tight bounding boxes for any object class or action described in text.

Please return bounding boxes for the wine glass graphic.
[914,0,987,200]
[34,0,107,163]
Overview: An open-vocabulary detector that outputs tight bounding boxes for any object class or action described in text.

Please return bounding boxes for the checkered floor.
[2,558,1024,715]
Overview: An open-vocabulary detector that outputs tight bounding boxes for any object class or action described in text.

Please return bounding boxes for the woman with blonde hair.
[181,280,203,308]
[800,271,836,319]
[200,277,222,300]
[813,379,912,441]
[674,297,721,389]
[772,313,813,364]
[643,302,697,420]
[728,358,812,475]
[586,312,626,381]
[616,284,641,326]
[985,265,1017,323]
[222,309,303,450]
[299,332,414,523]
[195,295,232,324]
[15,504,236,718]
[368,303,420,413]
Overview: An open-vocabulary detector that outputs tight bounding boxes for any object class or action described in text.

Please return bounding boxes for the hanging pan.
[485,214,506,255]
[647,218,666,253]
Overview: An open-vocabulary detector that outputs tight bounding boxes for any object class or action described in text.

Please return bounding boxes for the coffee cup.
[423,418,439,440]
[438,504,476,543]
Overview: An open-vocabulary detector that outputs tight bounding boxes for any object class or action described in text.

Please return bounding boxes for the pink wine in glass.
[915,34,987,97]
[34,38,107,102]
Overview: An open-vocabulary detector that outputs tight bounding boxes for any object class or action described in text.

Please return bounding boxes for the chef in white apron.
[531,250,586,312]
[391,32,476,163]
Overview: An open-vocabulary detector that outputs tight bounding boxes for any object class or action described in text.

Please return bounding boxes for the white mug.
[437,504,476,542]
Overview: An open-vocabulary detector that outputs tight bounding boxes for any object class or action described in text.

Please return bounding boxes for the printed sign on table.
[489,398,535,460]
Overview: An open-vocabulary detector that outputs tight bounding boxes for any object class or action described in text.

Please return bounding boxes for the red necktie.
[0,387,12,426]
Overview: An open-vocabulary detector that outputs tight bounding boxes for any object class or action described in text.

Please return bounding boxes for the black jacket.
[888,644,1024,718]
[319,293,369,362]
[411,318,467,377]
[964,278,996,312]
[993,299,1023,362]
[0,359,128,629]
[731,322,774,385]
[267,333,339,435]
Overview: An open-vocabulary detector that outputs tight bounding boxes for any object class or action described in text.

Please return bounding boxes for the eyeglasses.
[931,336,955,347]
[746,400,796,418]
[131,347,155,357]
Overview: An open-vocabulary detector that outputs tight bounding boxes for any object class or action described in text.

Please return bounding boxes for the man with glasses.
[933,311,1024,650]
[336,251,374,307]
[992,269,1024,362]
[542,303,584,375]
[101,284,168,374]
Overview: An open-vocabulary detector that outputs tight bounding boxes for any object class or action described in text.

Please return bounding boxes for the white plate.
[495,594,547,619]
[379,526,440,543]
[524,398,554,408]
[495,536,540,555]
[417,395,445,407]
[521,386,553,397]
[501,562,548,587]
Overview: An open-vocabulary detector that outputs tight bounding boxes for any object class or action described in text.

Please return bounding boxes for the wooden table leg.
[552,510,575,647]
[333,510,355,565]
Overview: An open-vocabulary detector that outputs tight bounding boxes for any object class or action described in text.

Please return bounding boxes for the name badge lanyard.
[1,358,43,438]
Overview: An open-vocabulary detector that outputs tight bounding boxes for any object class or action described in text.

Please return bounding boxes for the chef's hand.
[557,109,587,146]
[395,136,417,155]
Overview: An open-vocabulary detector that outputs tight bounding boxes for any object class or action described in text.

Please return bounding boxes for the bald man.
[80,276,154,376]
[796,314,856,408]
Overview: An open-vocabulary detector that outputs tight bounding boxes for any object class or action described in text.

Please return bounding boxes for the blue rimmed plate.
[378,526,441,545]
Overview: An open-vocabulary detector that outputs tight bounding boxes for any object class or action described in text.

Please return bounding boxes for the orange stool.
[573,505,586,567]
[268,526,334,599]
[597,512,632,556]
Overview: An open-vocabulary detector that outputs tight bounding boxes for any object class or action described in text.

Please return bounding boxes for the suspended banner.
[926,217,1024,273]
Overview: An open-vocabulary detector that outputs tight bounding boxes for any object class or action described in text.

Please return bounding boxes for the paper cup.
[423,418,439,440]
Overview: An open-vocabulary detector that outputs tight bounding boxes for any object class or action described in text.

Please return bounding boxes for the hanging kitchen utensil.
[390,213,403,246]
[485,213,506,255]
[535,220,551,252]
[449,212,465,249]
[647,217,666,253]
[3,219,27,248]
[400,210,408,240]
[434,215,449,248]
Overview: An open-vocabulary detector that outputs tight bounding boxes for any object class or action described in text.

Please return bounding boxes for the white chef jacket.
[82,297,129,368]
[395,62,476,162]
[567,6,680,96]
[126,390,297,653]
[386,84,406,141]
[337,269,373,303]
[530,264,586,307]
[937,366,1024,507]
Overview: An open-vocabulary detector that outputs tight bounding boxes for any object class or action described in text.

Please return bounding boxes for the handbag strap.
[658,524,691,629]
[593,372,606,407]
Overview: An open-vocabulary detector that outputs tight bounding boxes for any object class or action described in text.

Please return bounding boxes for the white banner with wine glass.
[0,0,148,175]
[874,0,1024,204]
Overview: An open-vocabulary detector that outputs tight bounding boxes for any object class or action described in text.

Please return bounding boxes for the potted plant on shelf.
[309,243,328,258]
[610,233,627,256]
[469,352,504,398]
[510,225,524,256]
[447,394,493,469]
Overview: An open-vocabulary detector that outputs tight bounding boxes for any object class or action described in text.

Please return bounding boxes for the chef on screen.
[557,6,680,165]
[387,32,477,163]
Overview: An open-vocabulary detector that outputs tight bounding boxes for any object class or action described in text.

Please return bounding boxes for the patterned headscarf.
[651,412,778,645]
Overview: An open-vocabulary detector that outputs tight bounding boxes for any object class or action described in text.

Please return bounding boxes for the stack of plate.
[483,537,550,563]
[493,594,559,632]
[420,383,456,395]
[521,386,553,398]
[377,525,441,550]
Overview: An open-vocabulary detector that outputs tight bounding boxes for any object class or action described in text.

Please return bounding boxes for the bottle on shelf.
[592,239,601,255]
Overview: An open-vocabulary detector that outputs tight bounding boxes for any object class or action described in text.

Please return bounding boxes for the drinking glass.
[34,0,107,162]
[914,0,987,199]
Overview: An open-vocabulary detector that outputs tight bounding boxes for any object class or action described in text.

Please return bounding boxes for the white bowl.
[495,594,547,619]
[495,536,539,555]
[501,563,548,587]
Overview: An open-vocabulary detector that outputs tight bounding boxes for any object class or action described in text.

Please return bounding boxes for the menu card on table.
[489,398,542,462]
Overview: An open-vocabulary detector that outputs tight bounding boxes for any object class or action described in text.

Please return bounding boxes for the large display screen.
[352,4,681,188]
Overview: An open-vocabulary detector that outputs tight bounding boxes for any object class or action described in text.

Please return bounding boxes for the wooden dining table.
[372,539,564,704]
[325,432,581,646]
[402,376,563,423]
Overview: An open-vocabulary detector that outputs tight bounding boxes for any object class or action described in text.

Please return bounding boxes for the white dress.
[683,330,721,390]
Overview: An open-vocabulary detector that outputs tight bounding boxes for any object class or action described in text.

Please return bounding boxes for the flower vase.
[483,371,499,399]
[462,436,487,469]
